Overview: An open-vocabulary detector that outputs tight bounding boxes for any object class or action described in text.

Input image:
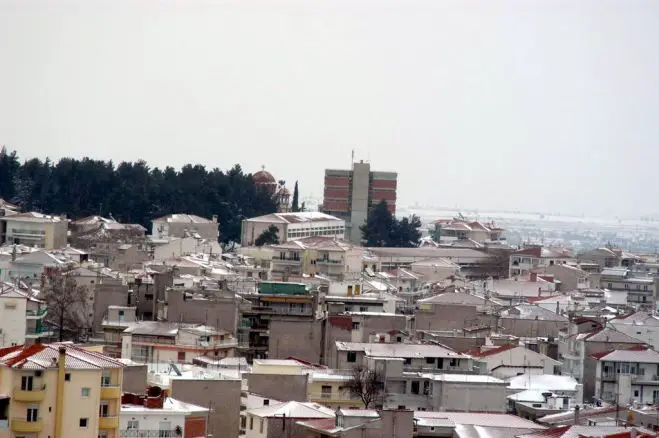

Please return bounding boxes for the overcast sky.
[1,0,658,218]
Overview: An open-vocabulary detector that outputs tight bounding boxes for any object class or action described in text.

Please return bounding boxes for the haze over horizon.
[2,0,658,218]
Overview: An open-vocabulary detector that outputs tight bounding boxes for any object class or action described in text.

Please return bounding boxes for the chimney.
[574,404,580,425]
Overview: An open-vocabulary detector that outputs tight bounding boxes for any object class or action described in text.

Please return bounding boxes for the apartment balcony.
[272,258,301,265]
[100,384,121,399]
[25,307,48,319]
[316,259,343,265]
[250,306,313,316]
[309,392,357,404]
[119,430,183,437]
[13,385,46,402]
[25,325,54,339]
[633,375,659,385]
[601,373,618,382]
[11,418,43,433]
[99,415,119,429]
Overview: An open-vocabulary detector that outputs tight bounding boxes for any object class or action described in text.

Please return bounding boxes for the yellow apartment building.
[0,342,124,438]
[308,370,362,409]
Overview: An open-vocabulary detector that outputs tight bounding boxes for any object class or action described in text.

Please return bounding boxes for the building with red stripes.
[321,161,397,244]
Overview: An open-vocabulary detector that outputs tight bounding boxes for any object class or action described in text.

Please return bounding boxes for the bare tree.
[344,365,386,408]
[42,273,92,342]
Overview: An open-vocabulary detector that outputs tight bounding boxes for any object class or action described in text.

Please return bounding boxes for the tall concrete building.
[322,161,397,244]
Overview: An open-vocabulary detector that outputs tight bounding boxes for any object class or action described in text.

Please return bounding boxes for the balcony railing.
[11,417,43,433]
[25,308,48,319]
[119,430,183,437]
[13,385,46,402]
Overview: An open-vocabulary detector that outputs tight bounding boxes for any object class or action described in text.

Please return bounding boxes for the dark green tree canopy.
[291,181,300,212]
[0,148,277,243]
[255,224,280,246]
[360,200,422,247]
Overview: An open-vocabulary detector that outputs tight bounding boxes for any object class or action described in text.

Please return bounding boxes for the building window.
[249,416,253,430]
[359,306,368,312]
[65,373,71,381]
[263,399,269,406]
[404,358,412,365]
[177,351,186,362]
[80,418,89,428]
[27,407,38,422]
[351,322,360,331]
[426,357,434,364]
[260,419,264,433]
[347,351,357,363]
[635,390,640,397]
[127,420,139,430]
[101,372,111,386]
[321,386,332,398]
[411,381,420,394]
[608,283,612,289]
[99,403,109,417]
[81,387,90,397]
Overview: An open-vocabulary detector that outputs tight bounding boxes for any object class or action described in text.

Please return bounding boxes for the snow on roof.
[247,401,335,418]
[246,212,343,224]
[154,214,213,224]
[121,397,208,414]
[0,343,124,370]
[592,348,659,363]
[0,212,66,223]
[413,411,545,429]
[507,374,579,392]
[507,389,550,403]
[430,374,505,384]
[334,342,466,358]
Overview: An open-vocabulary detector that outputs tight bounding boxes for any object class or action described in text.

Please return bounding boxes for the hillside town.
[0,164,658,438]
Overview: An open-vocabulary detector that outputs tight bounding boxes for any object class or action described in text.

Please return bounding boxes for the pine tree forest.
[0,147,277,243]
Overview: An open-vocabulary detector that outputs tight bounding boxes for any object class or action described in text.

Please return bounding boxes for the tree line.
[0,147,277,243]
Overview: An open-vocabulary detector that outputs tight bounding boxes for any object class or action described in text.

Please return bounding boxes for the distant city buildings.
[240,212,345,247]
[321,161,397,244]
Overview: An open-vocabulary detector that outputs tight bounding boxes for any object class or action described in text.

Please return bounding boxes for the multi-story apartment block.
[119,321,237,364]
[0,283,52,347]
[432,218,505,244]
[322,161,397,244]
[0,343,124,438]
[593,347,659,405]
[238,281,321,362]
[151,214,219,241]
[241,212,346,247]
[0,212,68,249]
[268,236,367,281]
[598,268,656,308]
[509,246,574,277]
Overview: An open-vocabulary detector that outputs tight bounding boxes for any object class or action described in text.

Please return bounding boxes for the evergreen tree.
[0,149,278,244]
[360,200,396,246]
[255,225,280,246]
[360,200,422,247]
[291,181,300,212]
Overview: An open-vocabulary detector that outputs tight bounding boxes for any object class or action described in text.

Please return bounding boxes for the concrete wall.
[267,318,324,363]
[241,221,286,247]
[349,162,370,244]
[414,304,482,331]
[93,282,130,334]
[499,317,567,338]
[0,295,27,347]
[170,378,240,438]
[166,289,238,333]
[433,380,507,412]
[122,363,148,394]
[247,374,309,402]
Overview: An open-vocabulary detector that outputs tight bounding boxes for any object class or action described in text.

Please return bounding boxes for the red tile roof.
[469,344,517,358]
